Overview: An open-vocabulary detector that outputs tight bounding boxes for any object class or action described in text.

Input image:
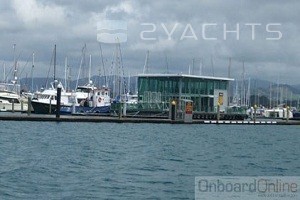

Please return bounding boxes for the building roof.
[138,74,234,81]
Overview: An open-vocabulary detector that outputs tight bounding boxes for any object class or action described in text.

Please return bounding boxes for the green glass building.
[138,74,233,112]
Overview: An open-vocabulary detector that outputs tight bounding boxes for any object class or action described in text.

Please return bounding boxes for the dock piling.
[56,85,62,119]
[12,99,15,113]
[254,105,257,124]
[171,100,176,121]
[217,103,220,123]
[27,97,31,116]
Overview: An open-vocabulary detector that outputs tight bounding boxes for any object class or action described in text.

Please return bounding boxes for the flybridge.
[140,23,282,41]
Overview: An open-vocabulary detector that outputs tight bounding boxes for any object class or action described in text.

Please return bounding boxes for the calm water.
[0,122,299,199]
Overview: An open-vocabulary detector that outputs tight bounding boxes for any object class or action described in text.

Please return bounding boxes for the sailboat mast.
[128,74,131,94]
[31,52,35,92]
[13,44,17,84]
[242,61,245,106]
[192,58,195,75]
[53,44,57,87]
[89,54,92,84]
[165,53,169,74]
[269,83,272,108]
[228,58,231,78]
[227,57,231,106]
[246,78,250,106]
[67,65,71,92]
[143,50,150,74]
[99,43,107,86]
[199,58,203,76]
[211,56,215,76]
[64,56,67,90]
[276,77,279,106]
[3,63,6,83]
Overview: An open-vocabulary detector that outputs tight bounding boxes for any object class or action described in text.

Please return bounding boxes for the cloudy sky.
[0,0,299,85]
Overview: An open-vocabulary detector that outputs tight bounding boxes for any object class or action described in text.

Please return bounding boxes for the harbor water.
[0,122,299,199]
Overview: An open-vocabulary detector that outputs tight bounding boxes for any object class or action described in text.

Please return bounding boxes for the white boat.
[60,85,111,114]
[31,45,77,114]
[263,107,293,119]
[61,52,111,114]
[0,83,28,112]
[0,44,28,112]
[124,93,138,104]
[31,82,76,114]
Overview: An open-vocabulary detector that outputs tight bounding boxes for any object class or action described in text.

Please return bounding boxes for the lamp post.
[254,104,257,123]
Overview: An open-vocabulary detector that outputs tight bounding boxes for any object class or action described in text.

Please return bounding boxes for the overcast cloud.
[0,0,299,84]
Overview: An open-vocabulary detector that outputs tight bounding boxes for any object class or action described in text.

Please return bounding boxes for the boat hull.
[0,102,28,112]
[31,101,56,114]
[60,105,110,115]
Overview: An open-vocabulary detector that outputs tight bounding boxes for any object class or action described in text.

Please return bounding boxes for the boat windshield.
[76,88,91,93]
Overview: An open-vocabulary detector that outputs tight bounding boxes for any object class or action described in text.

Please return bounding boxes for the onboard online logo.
[97,20,127,43]
[195,176,299,200]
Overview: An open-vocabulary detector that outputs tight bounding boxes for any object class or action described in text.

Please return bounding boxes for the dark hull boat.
[31,101,56,114]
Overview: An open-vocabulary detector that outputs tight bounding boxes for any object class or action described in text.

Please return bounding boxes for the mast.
[192,58,195,75]
[242,61,245,106]
[67,64,71,92]
[210,55,215,76]
[128,74,131,94]
[13,44,17,84]
[143,50,150,74]
[99,43,107,86]
[227,57,231,106]
[290,91,293,107]
[53,44,57,88]
[246,78,251,106]
[269,83,272,108]
[165,53,169,74]
[76,44,86,89]
[199,58,203,76]
[3,63,6,83]
[64,56,67,90]
[276,77,279,106]
[89,54,92,84]
[228,57,231,78]
[31,52,35,92]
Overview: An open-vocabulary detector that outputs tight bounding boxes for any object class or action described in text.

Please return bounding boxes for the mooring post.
[12,99,15,113]
[250,106,254,120]
[217,103,220,123]
[27,96,31,116]
[123,102,127,117]
[49,99,52,114]
[254,105,257,124]
[118,102,122,119]
[171,100,176,121]
[286,106,289,123]
[56,84,62,119]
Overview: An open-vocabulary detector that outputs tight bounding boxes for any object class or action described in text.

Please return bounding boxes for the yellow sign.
[185,102,193,114]
[218,92,224,105]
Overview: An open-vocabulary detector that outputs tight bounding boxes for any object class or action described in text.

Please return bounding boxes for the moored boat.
[60,86,111,114]
[0,83,28,112]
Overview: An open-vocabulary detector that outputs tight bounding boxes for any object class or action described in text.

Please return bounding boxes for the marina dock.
[0,113,300,125]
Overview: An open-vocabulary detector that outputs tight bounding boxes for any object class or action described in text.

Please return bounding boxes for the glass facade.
[138,75,230,112]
